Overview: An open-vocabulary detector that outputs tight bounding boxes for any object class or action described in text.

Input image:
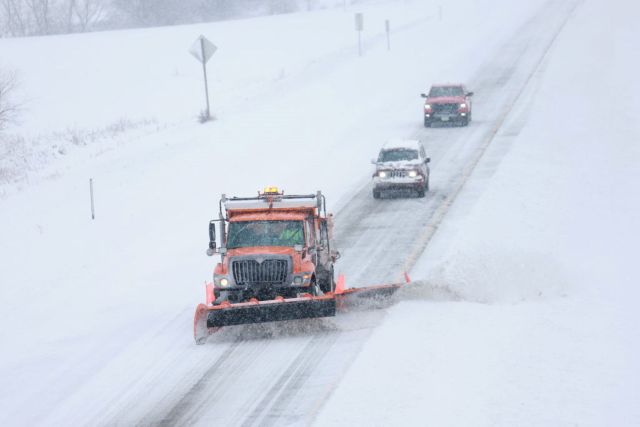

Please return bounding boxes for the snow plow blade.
[339,283,402,300]
[193,274,410,344]
[333,273,407,307]
[206,295,336,327]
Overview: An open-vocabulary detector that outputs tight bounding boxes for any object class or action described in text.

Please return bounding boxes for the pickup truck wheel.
[425,178,430,192]
[424,119,431,128]
[417,187,426,198]
[373,189,381,199]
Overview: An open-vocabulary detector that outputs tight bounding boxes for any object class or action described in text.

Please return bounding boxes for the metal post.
[89,178,95,220]
[200,37,211,121]
[385,20,390,51]
[358,31,362,57]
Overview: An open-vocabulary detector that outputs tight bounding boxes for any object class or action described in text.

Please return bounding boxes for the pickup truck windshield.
[429,86,464,97]
[379,149,418,162]
[227,220,304,248]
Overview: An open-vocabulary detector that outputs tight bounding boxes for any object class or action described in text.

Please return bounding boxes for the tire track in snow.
[241,333,338,427]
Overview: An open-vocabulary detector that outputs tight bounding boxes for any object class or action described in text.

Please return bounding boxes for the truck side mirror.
[466,91,474,96]
[426,157,431,163]
[420,93,427,98]
[208,221,216,252]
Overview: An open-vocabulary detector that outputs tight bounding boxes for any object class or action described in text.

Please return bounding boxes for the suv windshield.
[227,220,304,248]
[378,149,418,162]
[429,86,464,97]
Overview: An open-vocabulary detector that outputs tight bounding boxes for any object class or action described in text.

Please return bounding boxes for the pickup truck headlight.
[408,170,418,178]
[424,104,432,110]
[378,171,388,178]
[459,103,467,108]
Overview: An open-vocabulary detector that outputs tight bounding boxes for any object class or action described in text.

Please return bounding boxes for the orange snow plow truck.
[193,187,407,344]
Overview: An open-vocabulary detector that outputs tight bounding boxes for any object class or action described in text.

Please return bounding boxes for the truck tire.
[319,267,335,294]
[417,187,426,198]
[310,279,321,296]
[424,119,431,128]
[373,189,381,199]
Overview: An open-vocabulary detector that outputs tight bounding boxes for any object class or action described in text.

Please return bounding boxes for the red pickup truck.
[421,84,474,127]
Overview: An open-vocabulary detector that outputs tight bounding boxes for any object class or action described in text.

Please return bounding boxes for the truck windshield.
[379,149,418,162]
[429,86,464,97]
[227,220,305,248]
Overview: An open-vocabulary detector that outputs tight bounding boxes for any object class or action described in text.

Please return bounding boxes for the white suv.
[372,139,431,199]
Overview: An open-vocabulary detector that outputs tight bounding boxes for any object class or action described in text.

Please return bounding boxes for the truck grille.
[432,103,459,114]
[232,259,289,286]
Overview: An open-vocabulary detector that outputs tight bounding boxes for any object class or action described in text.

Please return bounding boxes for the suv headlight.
[408,170,418,178]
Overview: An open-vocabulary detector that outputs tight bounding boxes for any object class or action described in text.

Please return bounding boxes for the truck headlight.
[408,170,418,178]
[459,103,467,108]
[425,104,432,110]
[378,171,387,178]
[215,276,230,287]
[293,273,311,285]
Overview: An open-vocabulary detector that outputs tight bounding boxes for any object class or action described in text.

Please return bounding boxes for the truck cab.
[207,188,338,304]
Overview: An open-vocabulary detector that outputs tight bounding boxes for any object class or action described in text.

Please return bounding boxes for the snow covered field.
[1,0,638,425]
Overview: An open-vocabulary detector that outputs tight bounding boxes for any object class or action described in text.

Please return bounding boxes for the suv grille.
[389,170,407,178]
[232,259,289,286]
[432,103,459,114]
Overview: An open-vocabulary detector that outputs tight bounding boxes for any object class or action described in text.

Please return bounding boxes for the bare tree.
[65,0,75,32]
[1,0,29,36]
[0,70,20,131]
[26,0,53,35]
[73,0,105,32]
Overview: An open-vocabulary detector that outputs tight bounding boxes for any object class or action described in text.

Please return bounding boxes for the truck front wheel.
[310,279,321,296]
[319,268,335,294]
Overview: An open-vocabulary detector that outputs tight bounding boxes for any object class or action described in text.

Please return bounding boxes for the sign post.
[355,13,364,56]
[385,19,391,51]
[89,178,95,220]
[189,35,217,121]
